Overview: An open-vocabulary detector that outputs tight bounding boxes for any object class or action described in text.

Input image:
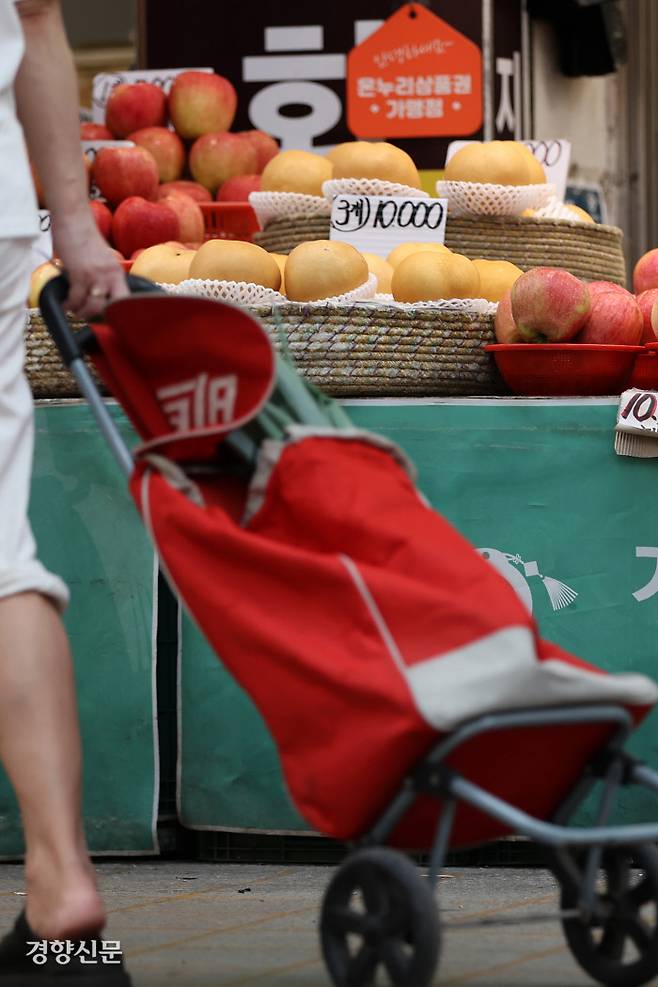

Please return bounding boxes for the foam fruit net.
[372,294,498,315]
[436,180,556,217]
[532,196,593,223]
[323,178,428,202]
[248,192,331,227]
[168,273,378,307]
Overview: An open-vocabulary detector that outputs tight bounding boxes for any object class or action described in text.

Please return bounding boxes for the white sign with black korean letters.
[330,195,447,258]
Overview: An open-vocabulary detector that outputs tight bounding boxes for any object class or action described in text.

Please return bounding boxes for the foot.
[25,859,105,940]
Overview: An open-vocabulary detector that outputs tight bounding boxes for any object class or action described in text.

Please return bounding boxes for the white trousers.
[0,239,68,610]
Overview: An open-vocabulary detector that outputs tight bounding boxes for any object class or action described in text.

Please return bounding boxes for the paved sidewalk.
[0,862,596,985]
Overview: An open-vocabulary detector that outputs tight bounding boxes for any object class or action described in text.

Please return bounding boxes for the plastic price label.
[31,210,52,266]
[330,194,447,257]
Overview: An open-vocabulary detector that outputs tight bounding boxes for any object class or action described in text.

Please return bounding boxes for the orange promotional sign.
[347,3,483,140]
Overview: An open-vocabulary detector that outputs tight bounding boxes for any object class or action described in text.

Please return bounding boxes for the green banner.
[178,398,658,831]
[0,403,158,856]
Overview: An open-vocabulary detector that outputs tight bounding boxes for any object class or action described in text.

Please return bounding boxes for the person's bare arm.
[14,0,127,318]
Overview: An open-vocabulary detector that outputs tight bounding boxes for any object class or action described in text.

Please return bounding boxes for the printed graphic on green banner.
[178,399,658,832]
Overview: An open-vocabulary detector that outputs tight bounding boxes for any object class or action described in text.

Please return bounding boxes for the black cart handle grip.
[39,273,161,368]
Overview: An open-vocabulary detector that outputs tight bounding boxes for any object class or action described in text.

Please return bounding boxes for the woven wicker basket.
[25,309,96,398]
[253,216,332,255]
[253,213,627,286]
[444,215,627,285]
[251,302,504,397]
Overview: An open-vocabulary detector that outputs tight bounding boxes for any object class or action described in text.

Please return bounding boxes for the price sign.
[330,194,447,257]
[617,389,658,435]
[445,138,572,202]
[82,140,135,199]
[91,67,213,123]
[31,210,53,267]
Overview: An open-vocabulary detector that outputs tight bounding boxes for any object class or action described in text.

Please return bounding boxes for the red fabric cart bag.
[131,432,657,841]
[91,295,275,462]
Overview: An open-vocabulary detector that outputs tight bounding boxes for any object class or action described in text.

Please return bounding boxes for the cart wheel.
[320,846,440,987]
[560,844,658,987]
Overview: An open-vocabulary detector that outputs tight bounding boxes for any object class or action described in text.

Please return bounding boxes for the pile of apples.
[34,71,278,268]
[495,249,658,346]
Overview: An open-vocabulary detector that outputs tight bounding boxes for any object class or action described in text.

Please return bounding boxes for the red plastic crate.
[629,343,658,389]
[199,202,260,243]
[485,343,643,396]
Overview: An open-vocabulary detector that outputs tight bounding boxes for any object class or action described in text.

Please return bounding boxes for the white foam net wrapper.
[371,294,497,315]
[436,180,556,217]
[323,178,428,203]
[174,279,286,306]
[248,191,331,227]
[285,273,378,306]
[532,196,594,223]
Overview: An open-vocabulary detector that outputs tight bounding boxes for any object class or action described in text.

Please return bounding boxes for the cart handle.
[39,273,161,368]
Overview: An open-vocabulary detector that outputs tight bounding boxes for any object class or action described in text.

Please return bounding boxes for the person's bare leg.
[0,592,104,939]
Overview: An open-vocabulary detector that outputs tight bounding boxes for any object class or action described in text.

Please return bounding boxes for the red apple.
[156,180,212,204]
[106,82,167,139]
[158,193,205,243]
[577,290,643,345]
[80,122,113,140]
[494,289,524,343]
[89,200,113,242]
[634,248,658,294]
[637,289,658,343]
[511,267,591,342]
[93,146,159,206]
[587,280,627,299]
[111,196,179,258]
[236,130,279,173]
[189,133,258,194]
[216,174,261,202]
[168,71,237,140]
[127,126,185,183]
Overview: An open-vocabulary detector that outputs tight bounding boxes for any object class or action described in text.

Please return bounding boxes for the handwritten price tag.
[445,138,572,202]
[91,67,213,123]
[330,194,447,258]
[31,210,53,267]
[616,389,658,435]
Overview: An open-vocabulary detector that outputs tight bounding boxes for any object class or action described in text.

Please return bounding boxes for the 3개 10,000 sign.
[331,196,445,234]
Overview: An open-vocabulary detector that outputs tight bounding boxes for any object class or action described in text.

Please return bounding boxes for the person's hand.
[52,214,128,320]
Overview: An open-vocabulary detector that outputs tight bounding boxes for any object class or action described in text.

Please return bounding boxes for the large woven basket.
[24,309,100,398]
[253,213,627,286]
[253,216,331,254]
[251,301,503,397]
[444,215,627,285]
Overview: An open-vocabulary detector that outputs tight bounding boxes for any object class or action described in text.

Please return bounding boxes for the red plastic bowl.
[630,342,658,389]
[120,259,132,273]
[485,343,644,396]
[199,202,260,243]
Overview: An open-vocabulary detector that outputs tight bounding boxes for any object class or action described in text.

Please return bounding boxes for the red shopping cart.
[40,275,658,987]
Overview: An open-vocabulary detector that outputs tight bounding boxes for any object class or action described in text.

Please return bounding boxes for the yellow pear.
[285,240,368,302]
[189,240,281,289]
[472,259,524,302]
[261,150,333,197]
[392,251,480,302]
[387,241,451,269]
[361,253,394,293]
